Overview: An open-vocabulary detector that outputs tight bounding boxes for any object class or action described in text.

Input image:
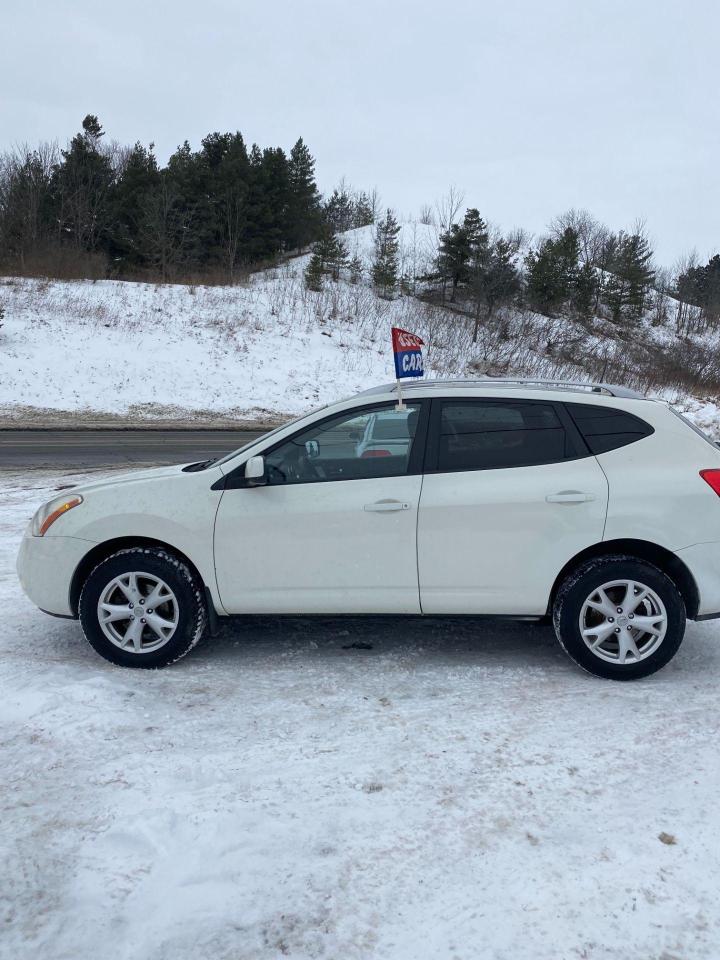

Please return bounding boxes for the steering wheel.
[267,445,326,484]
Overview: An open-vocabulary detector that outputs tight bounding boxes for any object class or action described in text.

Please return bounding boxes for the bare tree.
[505,226,532,257]
[418,203,435,226]
[673,249,701,335]
[434,185,465,234]
[0,141,58,269]
[549,208,609,266]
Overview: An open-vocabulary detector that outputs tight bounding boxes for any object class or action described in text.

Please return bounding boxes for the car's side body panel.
[596,403,720,552]
[214,474,423,613]
[417,457,609,614]
[21,465,226,615]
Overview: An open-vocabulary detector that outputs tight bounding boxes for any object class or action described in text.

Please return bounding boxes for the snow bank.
[2,229,720,436]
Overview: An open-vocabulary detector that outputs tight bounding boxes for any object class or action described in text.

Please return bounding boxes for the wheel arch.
[548,539,700,619]
[69,536,210,617]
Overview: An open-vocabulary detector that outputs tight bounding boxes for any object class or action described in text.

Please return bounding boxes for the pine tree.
[324,188,355,233]
[285,138,321,251]
[109,141,160,268]
[571,260,599,321]
[524,228,581,316]
[304,250,324,291]
[349,254,363,284]
[436,208,487,302]
[372,209,401,298]
[198,132,251,279]
[52,114,114,251]
[602,230,655,324]
[304,227,348,288]
[470,237,519,341]
[353,192,375,227]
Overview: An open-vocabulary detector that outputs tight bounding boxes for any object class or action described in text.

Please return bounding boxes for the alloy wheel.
[579,579,667,665]
[97,571,179,653]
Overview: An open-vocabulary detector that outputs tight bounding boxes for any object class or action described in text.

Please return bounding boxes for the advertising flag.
[391,327,424,379]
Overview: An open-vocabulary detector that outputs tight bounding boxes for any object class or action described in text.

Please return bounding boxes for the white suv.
[17,379,720,679]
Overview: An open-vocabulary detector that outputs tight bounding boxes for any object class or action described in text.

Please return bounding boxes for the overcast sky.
[3,0,718,266]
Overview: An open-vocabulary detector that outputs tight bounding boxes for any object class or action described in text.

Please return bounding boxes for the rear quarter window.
[565,402,654,455]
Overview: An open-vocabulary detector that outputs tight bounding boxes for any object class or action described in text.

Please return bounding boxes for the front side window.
[436,400,574,472]
[264,403,422,485]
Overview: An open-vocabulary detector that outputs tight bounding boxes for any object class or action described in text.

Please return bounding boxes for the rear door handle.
[546,491,595,504]
[364,500,410,512]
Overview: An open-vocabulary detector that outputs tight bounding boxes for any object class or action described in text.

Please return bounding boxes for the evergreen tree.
[436,208,488,302]
[349,254,363,284]
[163,139,207,272]
[199,131,250,278]
[304,227,348,288]
[0,119,325,277]
[602,230,655,323]
[353,192,375,227]
[109,142,160,269]
[243,145,289,261]
[285,138,321,251]
[324,188,355,233]
[571,259,599,320]
[524,228,580,316]
[676,254,720,325]
[304,249,324,291]
[470,237,519,341]
[138,171,192,281]
[52,114,114,250]
[372,209,401,298]
[437,212,468,301]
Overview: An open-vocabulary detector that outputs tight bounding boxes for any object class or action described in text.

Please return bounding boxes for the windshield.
[212,404,333,468]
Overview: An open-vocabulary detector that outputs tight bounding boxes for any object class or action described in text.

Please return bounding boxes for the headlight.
[32,494,84,537]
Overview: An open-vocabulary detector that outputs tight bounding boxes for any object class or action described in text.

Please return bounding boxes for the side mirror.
[305,439,320,460]
[244,455,266,486]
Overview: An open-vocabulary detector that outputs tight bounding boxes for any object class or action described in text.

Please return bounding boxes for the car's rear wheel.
[553,556,686,680]
[79,547,207,668]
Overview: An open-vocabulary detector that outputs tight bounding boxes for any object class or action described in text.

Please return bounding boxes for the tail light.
[700,470,720,496]
[361,449,392,458]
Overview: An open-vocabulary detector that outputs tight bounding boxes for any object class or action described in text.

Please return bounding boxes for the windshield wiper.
[182,457,219,473]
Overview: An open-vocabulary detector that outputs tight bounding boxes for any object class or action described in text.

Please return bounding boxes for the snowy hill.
[1,224,719,433]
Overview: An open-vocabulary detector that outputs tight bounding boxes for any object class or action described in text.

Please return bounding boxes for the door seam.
[415,473,425,614]
[594,456,610,540]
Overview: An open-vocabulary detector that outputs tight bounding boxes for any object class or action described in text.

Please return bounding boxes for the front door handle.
[364,500,410,512]
[546,491,595,504]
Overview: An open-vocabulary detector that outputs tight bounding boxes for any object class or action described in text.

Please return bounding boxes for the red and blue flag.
[391,327,424,379]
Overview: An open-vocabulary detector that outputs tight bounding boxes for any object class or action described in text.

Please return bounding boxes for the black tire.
[553,555,686,680]
[78,547,207,668]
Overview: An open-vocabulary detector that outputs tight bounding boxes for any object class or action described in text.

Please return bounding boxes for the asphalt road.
[0,429,266,470]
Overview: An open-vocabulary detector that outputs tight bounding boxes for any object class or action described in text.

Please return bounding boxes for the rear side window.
[436,400,576,472]
[565,403,653,454]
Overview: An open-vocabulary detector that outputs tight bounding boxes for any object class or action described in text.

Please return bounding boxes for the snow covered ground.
[3,468,720,959]
[3,223,720,434]
[0,227,435,424]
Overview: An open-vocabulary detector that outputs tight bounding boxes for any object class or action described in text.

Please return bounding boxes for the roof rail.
[355,378,645,400]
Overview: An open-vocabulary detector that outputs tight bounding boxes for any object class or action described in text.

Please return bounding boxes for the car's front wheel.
[79,547,207,668]
[553,556,686,680]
